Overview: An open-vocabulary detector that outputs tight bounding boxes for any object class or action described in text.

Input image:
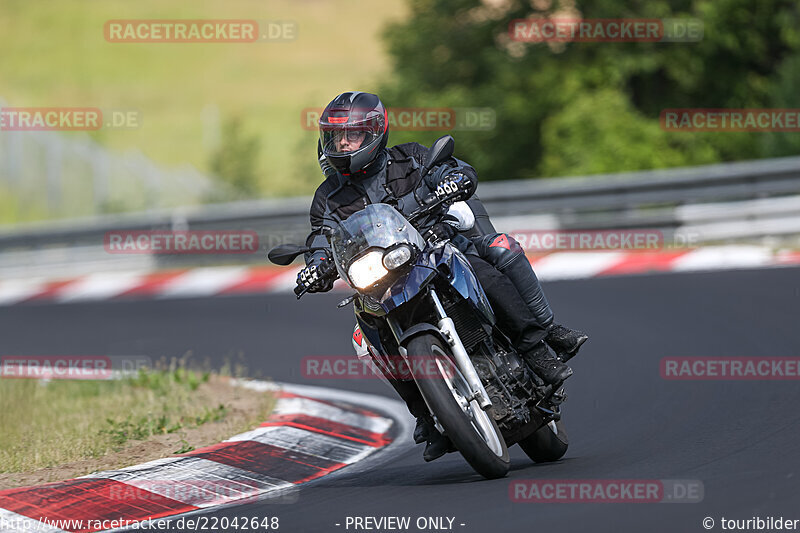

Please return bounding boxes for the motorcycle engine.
[473,351,536,431]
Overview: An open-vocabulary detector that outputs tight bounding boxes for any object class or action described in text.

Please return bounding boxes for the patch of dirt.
[0,376,273,490]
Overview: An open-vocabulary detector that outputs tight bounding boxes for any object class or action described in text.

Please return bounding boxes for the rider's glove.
[434,172,474,203]
[297,258,336,293]
[426,220,458,243]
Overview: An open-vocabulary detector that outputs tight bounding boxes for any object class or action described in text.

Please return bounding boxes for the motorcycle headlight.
[348,251,388,289]
[383,245,413,270]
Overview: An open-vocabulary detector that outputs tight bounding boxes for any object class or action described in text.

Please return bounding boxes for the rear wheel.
[408,334,510,479]
[519,419,569,463]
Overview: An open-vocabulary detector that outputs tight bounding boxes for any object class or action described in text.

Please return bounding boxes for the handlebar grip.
[321,260,337,275]
[294,284,307,298]
[422,192,439,206]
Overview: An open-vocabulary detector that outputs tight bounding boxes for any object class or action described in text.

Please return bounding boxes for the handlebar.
[294,190,463,299]
[407,192,448,223]
[294,254,338,299]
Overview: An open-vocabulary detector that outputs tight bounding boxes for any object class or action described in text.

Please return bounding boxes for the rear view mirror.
[421,135,455,175]
[268,243,308,265]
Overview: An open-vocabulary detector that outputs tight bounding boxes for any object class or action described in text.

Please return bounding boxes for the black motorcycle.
[269,138,569,479]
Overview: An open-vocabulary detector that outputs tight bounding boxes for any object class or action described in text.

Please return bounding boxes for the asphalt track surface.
[2,266,799,533]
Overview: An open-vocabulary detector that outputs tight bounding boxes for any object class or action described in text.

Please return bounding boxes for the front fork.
[429,290,492,410]
[388,289,492,410]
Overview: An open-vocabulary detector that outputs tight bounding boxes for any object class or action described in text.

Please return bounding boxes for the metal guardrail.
[481,156,800,230]
[0,196,311,250]
[0,96,227,218]
[1,155,800,275]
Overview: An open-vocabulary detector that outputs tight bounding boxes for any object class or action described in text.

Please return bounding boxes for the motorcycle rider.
[298,92,587,461]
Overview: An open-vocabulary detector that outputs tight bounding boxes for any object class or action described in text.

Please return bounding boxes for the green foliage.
[761,51,800,157]
[175,440,195,454]
[127,365,208,393]
[540,88,719,176]
[0,362,271,473]
[102,412,184,447]
[102,398,228,448]
[0,186,49,224]
[380,0,800,180]
[0,1,405,206]
[194,404,228,426]
[100,366,227,448]
[208,117,261,200]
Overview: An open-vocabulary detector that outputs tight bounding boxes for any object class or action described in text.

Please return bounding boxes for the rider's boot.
[413,416,430,443]
[545,324,589,362]
[524,341,573,385]
[388,378,454,461]
[423,430,454,462]
[414,413,454,461]
[482,236,589,360]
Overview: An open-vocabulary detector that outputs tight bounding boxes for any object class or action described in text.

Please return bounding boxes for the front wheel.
[408,334,510,479]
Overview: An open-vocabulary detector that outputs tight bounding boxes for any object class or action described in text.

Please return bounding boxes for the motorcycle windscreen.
[330,203,425,285]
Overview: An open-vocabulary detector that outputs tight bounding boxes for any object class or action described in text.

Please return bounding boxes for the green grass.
[0,0,407,204]
[0,362,270,473]
[0,185,49,224]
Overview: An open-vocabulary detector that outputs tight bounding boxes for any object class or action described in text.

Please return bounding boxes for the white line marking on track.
[533,252,627,280]
[0,278,50,305]
[671,245,773,271]
[272,396,392,434]
[54,272,147,302]
[86,456,298,507]
[157,267,249,298]
[226,425,376,464]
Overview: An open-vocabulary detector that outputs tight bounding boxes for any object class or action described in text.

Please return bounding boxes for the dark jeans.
[471,233,554,329]
[466,255,548,354]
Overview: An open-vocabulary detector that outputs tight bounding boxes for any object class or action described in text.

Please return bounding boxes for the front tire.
[407,334,510,479]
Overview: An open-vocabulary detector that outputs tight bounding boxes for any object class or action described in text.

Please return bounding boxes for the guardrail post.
[91,148,109,214]
[45,134,63,214]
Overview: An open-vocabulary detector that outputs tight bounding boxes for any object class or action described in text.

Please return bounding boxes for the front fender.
[397,323,448,349]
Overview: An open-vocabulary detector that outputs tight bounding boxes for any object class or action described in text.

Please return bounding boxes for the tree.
[208,117,261,199]
[379,0,800,180]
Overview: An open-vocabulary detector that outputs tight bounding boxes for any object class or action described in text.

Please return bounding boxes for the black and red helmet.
[319,92,388,176]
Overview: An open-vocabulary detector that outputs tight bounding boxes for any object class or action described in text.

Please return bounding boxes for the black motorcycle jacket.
[304,142,484,266]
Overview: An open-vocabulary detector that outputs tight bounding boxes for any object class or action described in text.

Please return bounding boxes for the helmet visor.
[320,113,384,157]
